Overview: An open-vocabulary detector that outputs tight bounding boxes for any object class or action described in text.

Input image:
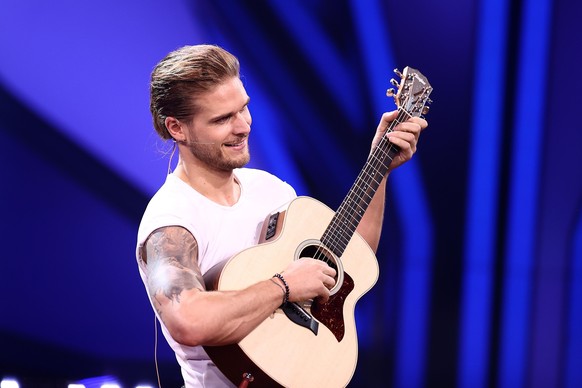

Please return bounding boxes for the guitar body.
[204,66,433,387]
[204,196,379,387]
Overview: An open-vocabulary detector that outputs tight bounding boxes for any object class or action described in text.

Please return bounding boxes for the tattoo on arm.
[143,226,205,304]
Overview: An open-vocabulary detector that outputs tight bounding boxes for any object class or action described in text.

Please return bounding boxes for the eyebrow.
[209,97,251,124]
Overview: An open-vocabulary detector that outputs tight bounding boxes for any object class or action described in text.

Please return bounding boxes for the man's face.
[184,77,252,172]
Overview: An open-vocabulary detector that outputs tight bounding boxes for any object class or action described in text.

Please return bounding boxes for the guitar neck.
[321,108,412,257]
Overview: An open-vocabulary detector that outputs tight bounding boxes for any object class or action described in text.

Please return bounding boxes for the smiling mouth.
[224,138,247,147]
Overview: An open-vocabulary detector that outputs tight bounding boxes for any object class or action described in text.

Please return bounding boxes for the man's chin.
[235,155,251,169]
[218,154,251,171]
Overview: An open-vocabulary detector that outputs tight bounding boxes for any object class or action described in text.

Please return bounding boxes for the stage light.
[68,385,86,388]
[73,375,121,388]
[0,379,19,388]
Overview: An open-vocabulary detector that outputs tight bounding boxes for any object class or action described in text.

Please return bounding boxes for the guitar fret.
[320,72,431,256]
[321,109,407,256]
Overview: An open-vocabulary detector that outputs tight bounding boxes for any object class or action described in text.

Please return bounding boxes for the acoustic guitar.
[204,67,433,387]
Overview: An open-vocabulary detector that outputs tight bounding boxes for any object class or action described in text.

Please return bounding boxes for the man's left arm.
[356,111,428,252]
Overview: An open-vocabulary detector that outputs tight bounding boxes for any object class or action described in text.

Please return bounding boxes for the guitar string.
[329,114,405,247]
[308,75,431,267]
[336,108,413,240]
[341,110,412,238]
[313,81,431,260]
[311,109,412,273]
[313,101,419,264]
[323,110,407,250]
[312,111,406,265]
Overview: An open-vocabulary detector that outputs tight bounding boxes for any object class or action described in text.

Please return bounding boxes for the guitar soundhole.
[296,241,351,342]
[297,242,344,296]
[300,245,337,270]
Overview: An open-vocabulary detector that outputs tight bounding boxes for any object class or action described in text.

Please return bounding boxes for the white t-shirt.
[136,168,296,387]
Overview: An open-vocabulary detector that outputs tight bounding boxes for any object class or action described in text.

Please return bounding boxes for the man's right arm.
[140,226,335,347]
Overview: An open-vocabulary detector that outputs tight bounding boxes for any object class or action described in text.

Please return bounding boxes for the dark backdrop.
[1,0,580,387]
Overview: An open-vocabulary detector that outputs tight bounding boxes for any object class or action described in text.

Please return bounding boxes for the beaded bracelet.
[272,273,290,305]
[269,278,286,305]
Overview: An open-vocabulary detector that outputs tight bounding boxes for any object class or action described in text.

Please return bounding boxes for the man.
[136,44,427,387]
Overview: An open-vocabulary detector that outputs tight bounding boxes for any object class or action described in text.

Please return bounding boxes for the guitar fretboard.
[321,108,412,257]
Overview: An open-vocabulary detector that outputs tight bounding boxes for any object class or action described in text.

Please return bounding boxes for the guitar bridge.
[281,302,319,335]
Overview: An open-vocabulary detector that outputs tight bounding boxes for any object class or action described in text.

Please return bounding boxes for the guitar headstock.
[387,66,433,118]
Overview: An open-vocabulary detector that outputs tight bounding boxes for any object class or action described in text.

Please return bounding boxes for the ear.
[165,117,186,142]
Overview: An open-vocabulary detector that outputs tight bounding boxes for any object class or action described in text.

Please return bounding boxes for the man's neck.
[174,160,241,207]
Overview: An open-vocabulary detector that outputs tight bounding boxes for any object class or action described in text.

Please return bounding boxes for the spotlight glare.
[0,379,20,388]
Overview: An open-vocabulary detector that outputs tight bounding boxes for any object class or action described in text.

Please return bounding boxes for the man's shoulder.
[147,174,185,201]
[236,167,296,198]
[235,167,284,184]
[143,174,198,216]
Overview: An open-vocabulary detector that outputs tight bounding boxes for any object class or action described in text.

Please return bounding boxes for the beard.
[186,136,250,172]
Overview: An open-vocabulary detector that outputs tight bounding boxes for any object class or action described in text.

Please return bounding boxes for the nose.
[233,110,252,135]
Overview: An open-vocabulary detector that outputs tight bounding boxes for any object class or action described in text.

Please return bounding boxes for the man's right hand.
[278,258,337,303]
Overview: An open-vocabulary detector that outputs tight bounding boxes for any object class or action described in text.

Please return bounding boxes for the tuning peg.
[393,68,403,78]
[422,106,430,115]
[390,78,399,88]
[386,88,396,97]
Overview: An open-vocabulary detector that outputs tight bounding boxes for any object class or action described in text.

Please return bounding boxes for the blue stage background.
[0,0,580,387]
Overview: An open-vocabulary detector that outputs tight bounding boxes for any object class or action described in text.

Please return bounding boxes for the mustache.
[175,135,248,146]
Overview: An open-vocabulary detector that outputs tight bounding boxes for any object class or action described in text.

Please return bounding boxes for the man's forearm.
[356,174,388,253]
